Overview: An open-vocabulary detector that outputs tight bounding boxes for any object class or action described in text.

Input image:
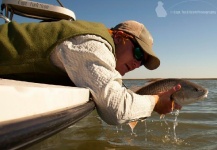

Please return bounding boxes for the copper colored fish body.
[135,79,208,106]
[128,79,208,128]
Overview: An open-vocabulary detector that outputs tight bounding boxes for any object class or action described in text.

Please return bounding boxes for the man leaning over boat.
[0,20,181,125]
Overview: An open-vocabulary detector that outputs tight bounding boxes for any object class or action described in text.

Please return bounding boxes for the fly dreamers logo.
[155,0,217,17]
[155,1,167,17]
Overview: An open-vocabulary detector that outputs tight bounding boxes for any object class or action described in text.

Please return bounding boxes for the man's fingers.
[155,84,182,114]
[175,84,181,91]
[169,84,181,94]
[158,84,181,95]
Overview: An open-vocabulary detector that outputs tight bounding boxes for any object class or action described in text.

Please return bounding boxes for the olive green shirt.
[0,20,115,85]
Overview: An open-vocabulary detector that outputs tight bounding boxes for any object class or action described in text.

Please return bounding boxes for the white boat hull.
[0,79,95,149]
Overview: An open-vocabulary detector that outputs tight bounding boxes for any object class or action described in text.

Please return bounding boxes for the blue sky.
[1,0,217,79]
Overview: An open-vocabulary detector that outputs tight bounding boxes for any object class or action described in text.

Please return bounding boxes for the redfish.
[128,79,208,129]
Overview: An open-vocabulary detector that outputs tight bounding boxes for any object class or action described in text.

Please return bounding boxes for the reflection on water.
[27,80,217,150]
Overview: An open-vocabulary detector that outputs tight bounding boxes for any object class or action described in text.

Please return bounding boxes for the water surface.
[27,80,217,150]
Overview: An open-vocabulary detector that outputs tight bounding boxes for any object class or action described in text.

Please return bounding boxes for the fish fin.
[134,78,164,93]
[171,100,175,111]
[129,86,141,92]
[146,78,163,83]
[128,121,138,130]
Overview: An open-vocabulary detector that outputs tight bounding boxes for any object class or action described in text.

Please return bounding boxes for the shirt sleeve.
[52,34,156,125]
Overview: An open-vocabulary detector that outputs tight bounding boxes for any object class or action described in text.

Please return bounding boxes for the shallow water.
[27,80,217,150]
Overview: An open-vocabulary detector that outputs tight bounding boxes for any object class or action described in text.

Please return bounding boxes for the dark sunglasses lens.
[134,47,144,61]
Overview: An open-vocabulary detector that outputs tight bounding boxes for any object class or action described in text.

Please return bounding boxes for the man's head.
[111,20,160,75]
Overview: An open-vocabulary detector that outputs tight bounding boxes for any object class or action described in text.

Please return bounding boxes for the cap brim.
[135,37,160,70]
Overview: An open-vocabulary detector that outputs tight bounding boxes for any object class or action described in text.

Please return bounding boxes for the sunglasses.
[129,38,145,65]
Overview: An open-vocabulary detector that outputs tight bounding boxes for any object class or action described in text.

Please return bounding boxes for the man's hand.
[153,84,182,114]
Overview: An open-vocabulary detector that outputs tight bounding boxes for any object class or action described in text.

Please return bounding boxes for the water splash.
[160,114,169,125]
[160,114,171,136]
[115,126,119,133]
[160,110,180,142]
[115,125,123,133]
[141,119,148,142]
[172,109,180,142]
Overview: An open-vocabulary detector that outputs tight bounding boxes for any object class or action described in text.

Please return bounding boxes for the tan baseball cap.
[111,20,160,70]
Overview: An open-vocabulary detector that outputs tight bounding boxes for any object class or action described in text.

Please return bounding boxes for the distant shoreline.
[123,78,217,80]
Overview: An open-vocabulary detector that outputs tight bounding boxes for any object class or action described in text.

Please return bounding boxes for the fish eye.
[195,88,203,92]
[195,88,199,92]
